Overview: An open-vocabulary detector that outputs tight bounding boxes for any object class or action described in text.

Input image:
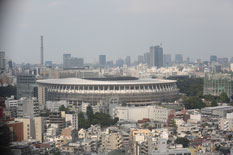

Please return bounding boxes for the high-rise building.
[45,61,52,68]
[17,97,40,118]
[163,54,172,67]
[125,56,131,67]
[0,51,5,72]
[16,74,36,99]
[138,55,144,64]
[99,55,106,66]
[63,54,84,69]
[65,111,78,130]
[210,55,217,63]
[175,54,183,64]
[150,46,163,68]
[218,57,229,68]
[144,52,150,66]
[115,58,124,67]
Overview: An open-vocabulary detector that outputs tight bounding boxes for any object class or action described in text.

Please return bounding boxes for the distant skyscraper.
[125,56,131,67]
[163,54,172,66]
[150,46,163,68]
[175,54,183,64]
[0,51,5,72]
[45,61,53,68]
[138,55,144,64]
[163,54,172,67]
[116,58,124,67]
[144,52,150,66]
[63,54,84,69]
[210,55,217,63]
[230,57,233,63]
[40,36,44,65]
[99,55,106,66]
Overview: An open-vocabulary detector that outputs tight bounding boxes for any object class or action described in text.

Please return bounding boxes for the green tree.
[175,137,190,148]
[86,106,94,121]
[219,92,230,103]
[59,105,66,111]
[211,100,217,107]
[183,96,205,109]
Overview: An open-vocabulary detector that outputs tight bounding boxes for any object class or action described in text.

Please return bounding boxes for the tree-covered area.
[0,86,16,97]
[182,96,205,109]
[168,76,232,108]
[168,76,203,97]
[78,106,118,129]
[175,137,190,148]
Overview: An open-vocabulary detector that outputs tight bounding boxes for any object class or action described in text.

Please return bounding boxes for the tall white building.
[65,111,78,130]
[17,97,40,118]
[5,97,40,118]
[5,96,18,118]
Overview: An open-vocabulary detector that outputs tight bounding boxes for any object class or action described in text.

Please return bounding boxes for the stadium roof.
[37,78,176,85]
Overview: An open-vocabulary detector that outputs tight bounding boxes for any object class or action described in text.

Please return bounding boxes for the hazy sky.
[1,0,233,64]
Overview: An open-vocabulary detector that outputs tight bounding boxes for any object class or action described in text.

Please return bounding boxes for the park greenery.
[168,76,232,109]
[78,106,118,129]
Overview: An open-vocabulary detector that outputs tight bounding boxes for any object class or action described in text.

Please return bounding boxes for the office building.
[115,58,124,67]
[144,52,150,66]
[210,55,217,63]
[125,56,131,67]
[45,61,52,68]
[138,55,144,64]
[63,53,84,69]
[150,46,163,68]
[0,51,5,72]
[16,74,36,99]
[163,54,172,67]
[175,54,183,64]
[17,97,40,118]
[99,55,106,66]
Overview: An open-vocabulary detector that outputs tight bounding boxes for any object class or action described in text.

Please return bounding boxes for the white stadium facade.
[37,77,179,106]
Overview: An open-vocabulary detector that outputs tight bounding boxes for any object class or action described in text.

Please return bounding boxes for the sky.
[0,0,233,64]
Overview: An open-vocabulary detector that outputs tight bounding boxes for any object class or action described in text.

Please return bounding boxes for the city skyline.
[0,0,233,64]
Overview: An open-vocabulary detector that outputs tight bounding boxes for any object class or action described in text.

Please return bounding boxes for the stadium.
[37,77,179,105]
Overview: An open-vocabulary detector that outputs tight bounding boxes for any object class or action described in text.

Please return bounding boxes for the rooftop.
[37,78,176,85]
